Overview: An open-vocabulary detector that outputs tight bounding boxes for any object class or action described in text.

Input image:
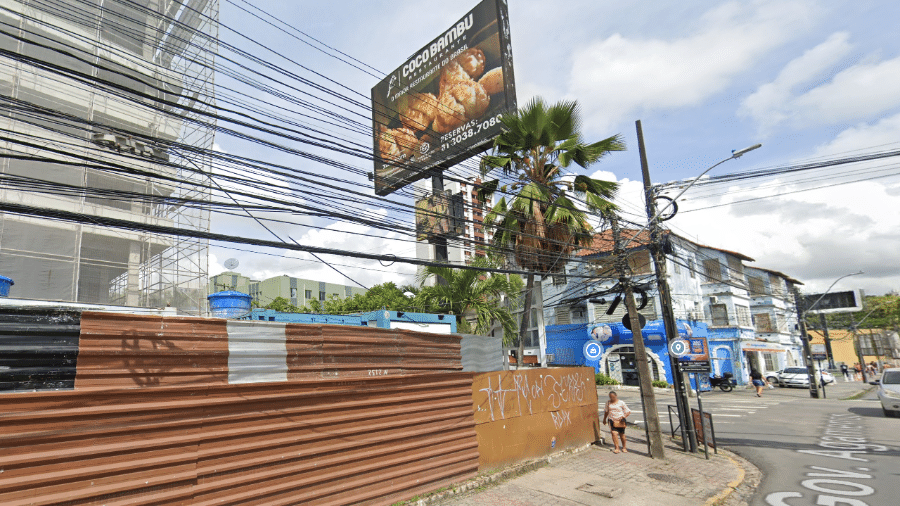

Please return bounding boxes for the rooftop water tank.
[0,275,13,297]
[208,290,252,319]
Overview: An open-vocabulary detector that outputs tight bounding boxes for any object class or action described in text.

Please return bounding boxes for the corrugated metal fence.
[0,312,479,506]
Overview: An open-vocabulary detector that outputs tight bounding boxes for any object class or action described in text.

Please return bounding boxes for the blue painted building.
[245,308,457,333]
[547,319,710,389]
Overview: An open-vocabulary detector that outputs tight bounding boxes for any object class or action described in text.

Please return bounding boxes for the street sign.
[583,341,602,361]
[810,343,828,361]
[669,339,690,357]
[678,336,711,373]
[803,290,864,314]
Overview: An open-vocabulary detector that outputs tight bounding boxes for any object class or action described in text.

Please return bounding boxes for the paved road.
[609,380,898,506]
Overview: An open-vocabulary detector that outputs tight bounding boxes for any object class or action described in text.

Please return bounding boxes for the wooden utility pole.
[635,120,695,452]
[611,214,665,459]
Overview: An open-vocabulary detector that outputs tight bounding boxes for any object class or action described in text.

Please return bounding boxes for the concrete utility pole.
[635,120,696,452]
[819,313,836,369]
[793,287,823,398]
[849,314,868,383]
[610,215,666,459]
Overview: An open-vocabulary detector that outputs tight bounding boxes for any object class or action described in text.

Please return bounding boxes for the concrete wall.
[472,367,600,470]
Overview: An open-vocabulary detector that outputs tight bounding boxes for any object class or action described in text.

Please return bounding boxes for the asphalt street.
[609,380,898,506]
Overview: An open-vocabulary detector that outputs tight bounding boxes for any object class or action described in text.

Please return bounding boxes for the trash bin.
[0,275,13,297]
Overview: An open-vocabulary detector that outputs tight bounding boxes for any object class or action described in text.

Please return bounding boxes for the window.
[710,304,729,326]
[552,274,567,286]
[735,305,752,328]
[726,256,744,280]
[673,259,681,274]
[749,277,766,296]
[290,288,297,298]
[319,291,326,301]
[688,258,696,278]
[554,306,571,325]
[763,353,777,371]
[754,313,774,333]
[703,259,722,282]
[305,290,312,299]
[333,293,339,299]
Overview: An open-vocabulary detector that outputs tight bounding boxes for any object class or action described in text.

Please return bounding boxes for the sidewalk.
[430,430,754,506]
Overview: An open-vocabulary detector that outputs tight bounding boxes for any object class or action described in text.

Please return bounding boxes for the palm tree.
[480,98,624,366]
[418,255,523,343]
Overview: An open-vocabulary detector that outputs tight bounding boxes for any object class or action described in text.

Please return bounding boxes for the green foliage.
[417,255,524,344]
[821,295,900,331]
[265,296,301,313]
[297,282,422,315]
[595,373,619,386]
[652,380,669,389]
[479,97,623,273]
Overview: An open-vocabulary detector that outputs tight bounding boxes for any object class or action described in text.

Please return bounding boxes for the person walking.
[854,363,863,381]
[750,369,767,397]
[602,391,631,454]
[840,364,851,382]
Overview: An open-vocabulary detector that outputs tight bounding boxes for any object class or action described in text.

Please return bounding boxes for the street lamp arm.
[804,271,864,313]
[618,145,761,252]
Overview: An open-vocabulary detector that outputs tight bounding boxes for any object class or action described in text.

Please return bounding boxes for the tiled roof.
[575,228,653,257]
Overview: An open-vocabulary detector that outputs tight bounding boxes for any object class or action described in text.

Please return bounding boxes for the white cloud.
[668,114,900,294]
[739,32,853,132]
[568,0,814,132]
[740,34,900,132]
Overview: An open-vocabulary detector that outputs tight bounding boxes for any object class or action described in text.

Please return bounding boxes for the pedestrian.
[854,363,863,381]
[750,369,767,397]
[840,364,850,382]
[870,361,879,375]
[602,391,631,454]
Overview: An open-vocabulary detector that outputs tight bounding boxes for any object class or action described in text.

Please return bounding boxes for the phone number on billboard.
[438,113,503,151]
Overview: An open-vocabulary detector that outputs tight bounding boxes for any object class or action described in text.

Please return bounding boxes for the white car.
[875,370,900,418]
[766,367,835,388]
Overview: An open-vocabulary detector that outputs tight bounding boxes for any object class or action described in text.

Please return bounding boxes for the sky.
[209,0,900,296]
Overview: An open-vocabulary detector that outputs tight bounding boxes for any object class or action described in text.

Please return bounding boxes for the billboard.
[802,289,864,314]
[415,191,465,240]
[371,0,517,196]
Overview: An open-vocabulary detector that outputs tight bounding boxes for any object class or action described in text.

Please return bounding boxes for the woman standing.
[602,391,631,454]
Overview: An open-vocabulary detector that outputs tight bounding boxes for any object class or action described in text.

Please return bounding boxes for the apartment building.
[209,272,366,309]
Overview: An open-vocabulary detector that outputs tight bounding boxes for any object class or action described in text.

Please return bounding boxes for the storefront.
[740,340,791,377]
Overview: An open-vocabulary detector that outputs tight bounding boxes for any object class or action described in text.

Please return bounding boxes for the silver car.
[876,370,900,418]
[767,367,835,388]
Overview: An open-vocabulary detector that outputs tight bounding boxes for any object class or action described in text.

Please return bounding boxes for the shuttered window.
[749,277,766,296]
[754,313,773,333]
[710,304,729,326]
[554,306,572,325]
[703,259,722,282]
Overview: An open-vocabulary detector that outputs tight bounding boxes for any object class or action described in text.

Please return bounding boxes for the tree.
[480,98,624,365]
[417,255,524,343]
[265,296,301,313]
[299,282,422,315]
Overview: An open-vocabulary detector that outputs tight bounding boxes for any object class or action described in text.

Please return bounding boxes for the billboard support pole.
[794,287,822,398]
[819,313,836,369]
[431,174,449,285]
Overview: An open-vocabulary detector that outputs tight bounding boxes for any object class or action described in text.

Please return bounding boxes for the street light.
[620,143,762,251]
[803,271,864,371]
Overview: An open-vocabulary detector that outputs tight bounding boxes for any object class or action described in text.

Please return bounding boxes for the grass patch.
[841,387,874,401]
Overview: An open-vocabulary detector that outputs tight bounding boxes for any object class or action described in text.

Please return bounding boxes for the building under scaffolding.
[0,0,217,314]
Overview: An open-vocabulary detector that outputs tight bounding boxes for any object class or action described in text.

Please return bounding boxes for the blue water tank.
[208,290,253,318]
[0,275,13,297]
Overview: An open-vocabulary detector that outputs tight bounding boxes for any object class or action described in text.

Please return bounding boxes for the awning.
[740,341,787,353]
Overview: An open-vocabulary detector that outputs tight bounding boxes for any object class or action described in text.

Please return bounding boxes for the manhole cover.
[647,473,693,485]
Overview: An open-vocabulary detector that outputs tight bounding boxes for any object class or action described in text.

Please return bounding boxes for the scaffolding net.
[0,0,217,314]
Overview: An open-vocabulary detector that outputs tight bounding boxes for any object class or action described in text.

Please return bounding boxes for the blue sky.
[211,0,900,295]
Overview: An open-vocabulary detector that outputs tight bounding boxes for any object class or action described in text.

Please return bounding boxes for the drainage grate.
[646,473,693,485]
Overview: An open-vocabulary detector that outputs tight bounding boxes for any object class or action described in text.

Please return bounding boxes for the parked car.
[874,370,900,418]
[766,367,835,388]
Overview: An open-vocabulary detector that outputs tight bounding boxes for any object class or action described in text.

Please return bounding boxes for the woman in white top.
[602,391,632,454]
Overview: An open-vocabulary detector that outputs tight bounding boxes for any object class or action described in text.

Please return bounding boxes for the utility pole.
[849,314,868,383]
[611,214,666,459]
[819,313,836,369]
[635,120,695,452]
[793,287,823,398]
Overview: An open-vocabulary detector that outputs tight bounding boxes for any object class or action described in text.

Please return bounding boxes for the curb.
[704,454,745,506]
[406,443,597,505]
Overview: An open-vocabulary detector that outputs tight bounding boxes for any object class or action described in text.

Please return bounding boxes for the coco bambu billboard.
[371,0,517,196]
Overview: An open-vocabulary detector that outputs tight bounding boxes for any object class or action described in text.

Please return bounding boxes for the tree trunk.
[517,273,535,370]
